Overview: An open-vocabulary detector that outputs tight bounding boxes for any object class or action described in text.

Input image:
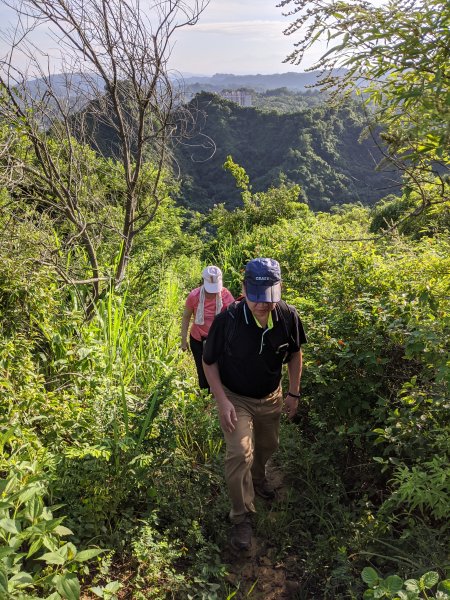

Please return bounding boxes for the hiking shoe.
[253,479,276,500]
[230,517,252,550]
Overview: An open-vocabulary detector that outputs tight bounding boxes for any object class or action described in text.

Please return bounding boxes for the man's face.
[246,299,277,318]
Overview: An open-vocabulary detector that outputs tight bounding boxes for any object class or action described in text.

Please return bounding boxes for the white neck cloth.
[194,285,223,325]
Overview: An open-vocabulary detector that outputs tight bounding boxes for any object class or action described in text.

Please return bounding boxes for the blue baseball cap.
[244,258,282,302]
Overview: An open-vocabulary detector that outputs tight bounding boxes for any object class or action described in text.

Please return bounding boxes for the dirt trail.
[221,464,301,599]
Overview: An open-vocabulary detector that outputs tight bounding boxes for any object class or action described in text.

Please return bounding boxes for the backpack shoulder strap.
[276,300,294,335]
[224,299,244,355]
[275,300,297,363]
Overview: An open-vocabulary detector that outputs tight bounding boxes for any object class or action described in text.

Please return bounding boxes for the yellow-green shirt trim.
[252,311,273,330]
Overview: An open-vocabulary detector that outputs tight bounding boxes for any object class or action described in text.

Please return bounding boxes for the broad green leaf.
[27,537,43,558]
[437,580,450,593]
[421,572,439,589]
[37,551,66,565]
[362,567,380,587]
[55,573,80,600]
[54,525,74,537]
[18,485,42,504]
[40,517,65,532]
[384,575,403,593]
[0,518,20,534]
[105,581,121,592]
[0,426,16,453]
[24,496,43,521]
[4,476,18,495]
[59,542,77,561]
[31,517,64,535]
[405,579,420,593]
[6,535,21,551]
[0,567,8,595]
[44,593,62,600]
[11,550,27,564]
[74,548,105,562]
[402,591,420,600]
[9,571,34,587]
[90,586,105,598]
[17,523,38,543]
[0,547,14,559]
[42,534,59,551]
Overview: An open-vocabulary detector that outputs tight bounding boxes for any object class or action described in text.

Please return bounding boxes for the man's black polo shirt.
[203,300,307,398]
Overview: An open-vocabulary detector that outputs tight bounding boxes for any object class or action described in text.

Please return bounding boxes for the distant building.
[219,90,252,107]
[178,88,253,107]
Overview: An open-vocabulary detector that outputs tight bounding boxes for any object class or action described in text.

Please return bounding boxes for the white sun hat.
[202,265,223,293]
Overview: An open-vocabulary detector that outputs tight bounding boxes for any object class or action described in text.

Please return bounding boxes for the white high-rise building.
[219,90,252,107]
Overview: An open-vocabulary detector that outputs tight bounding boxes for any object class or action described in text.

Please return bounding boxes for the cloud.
[182,19,287,36]
[203,0,284,22]
[170,16,301,75]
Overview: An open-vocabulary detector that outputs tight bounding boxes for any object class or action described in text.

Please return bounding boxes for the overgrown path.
[222,463,301,599]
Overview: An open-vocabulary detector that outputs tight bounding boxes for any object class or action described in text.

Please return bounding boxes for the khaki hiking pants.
[222,385,283,524]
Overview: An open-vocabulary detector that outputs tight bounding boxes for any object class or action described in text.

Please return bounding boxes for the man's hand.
[202,361,236,432]
[283,394,298,420]
[216,398,238,433]
[180,342,189,352]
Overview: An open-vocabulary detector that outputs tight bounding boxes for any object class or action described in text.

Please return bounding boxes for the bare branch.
[1,0,209,299]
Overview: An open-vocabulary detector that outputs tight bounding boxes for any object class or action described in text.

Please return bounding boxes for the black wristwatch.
[286,391,301,399]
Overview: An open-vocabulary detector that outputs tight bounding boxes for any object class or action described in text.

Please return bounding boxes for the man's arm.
[284,350,303,419]
[202,360,237,433]
[180,306,193,351]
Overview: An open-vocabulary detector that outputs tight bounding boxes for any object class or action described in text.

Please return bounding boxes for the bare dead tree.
[0,0,208,309]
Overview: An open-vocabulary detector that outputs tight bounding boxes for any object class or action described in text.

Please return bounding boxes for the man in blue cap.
[203,257,307,551]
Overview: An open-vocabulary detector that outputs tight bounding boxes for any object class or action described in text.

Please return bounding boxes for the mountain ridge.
[180,70,336,92]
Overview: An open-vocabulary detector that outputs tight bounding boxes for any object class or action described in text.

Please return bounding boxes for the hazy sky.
[0,0,319,77]
[169,0,310,76]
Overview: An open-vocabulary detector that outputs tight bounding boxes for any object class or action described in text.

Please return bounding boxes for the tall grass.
[81,267,189,445]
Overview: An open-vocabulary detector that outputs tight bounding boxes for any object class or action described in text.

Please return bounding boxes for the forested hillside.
[252,87,323,113]
[174,92,399,212]
[0,0,449,598]
[77,88,396,214]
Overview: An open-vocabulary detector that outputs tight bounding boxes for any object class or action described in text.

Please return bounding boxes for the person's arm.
[283,349,303,419]
[181,306,193,351]
[202,360,237,433]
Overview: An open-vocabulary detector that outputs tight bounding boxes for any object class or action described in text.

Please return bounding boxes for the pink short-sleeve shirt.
[186,287,234,341]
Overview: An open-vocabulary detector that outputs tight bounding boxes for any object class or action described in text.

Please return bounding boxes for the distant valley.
[24,71,399,213]
[173,91,399,213]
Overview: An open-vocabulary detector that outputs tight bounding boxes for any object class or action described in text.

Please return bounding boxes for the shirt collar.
[243,302,274,329]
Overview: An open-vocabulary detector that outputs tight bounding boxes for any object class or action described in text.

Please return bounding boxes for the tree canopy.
[280,0,450,216]
[173,92,399,212]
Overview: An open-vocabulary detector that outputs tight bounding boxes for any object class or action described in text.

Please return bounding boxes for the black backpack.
[224,299,295,363]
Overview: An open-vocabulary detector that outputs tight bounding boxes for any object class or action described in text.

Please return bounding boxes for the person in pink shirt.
[181,266,234,389]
